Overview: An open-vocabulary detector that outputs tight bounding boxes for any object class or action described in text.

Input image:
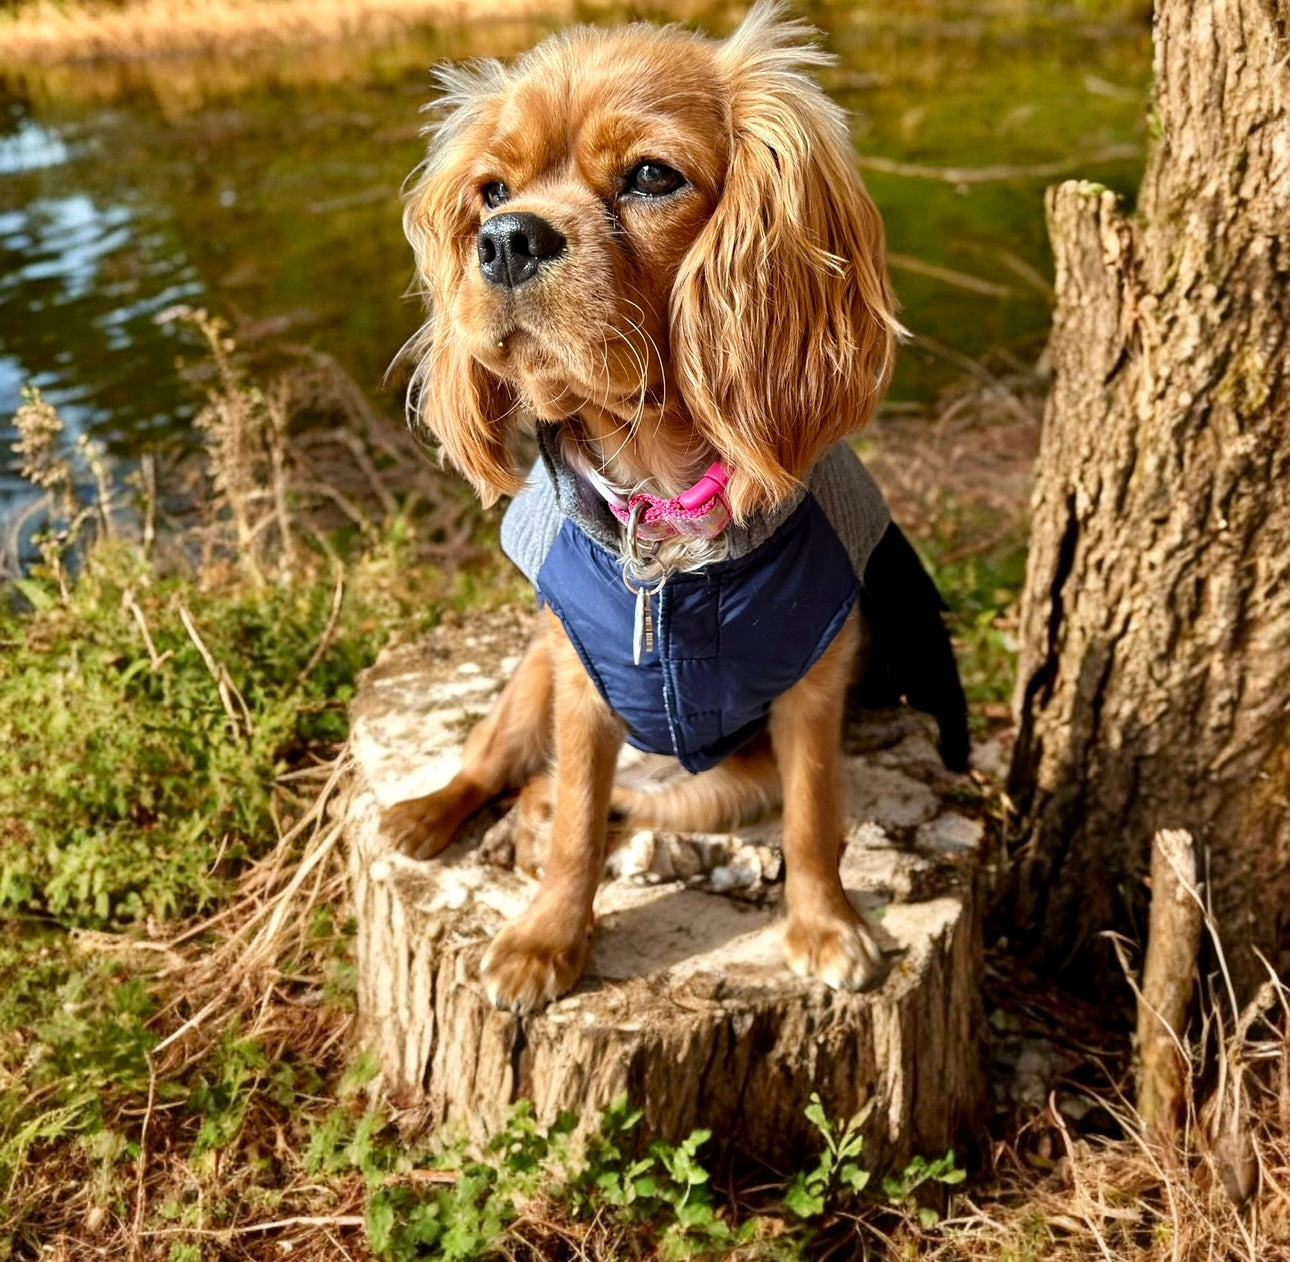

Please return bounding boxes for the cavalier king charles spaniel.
[383,1,968,1013]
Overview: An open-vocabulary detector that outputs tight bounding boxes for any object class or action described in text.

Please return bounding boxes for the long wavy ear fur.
[401,61,524,507]
[671,1,901,521]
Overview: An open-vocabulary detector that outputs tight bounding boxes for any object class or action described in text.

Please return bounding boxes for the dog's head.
[402,1,899,521]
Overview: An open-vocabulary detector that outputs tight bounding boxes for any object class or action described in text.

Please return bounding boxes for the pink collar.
[605,462,732,543]
[560,437,732,543]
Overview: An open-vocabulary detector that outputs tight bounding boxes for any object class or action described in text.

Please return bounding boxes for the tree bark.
[1008,0,1290,996]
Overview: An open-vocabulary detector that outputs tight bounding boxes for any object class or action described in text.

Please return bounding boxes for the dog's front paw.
[379,791,461,860]
[783,909,887,992]
[481,916,591,1014]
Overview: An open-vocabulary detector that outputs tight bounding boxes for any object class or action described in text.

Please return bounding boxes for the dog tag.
[632,584,654,666]
[624,571,663,666]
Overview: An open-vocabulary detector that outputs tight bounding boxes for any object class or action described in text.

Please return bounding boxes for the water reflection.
[0,117,69,175]
[11,196,133,301]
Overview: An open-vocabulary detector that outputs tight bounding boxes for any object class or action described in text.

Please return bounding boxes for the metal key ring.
[623,501,666,586]
[621,568,666,598]
[625,501,650,567]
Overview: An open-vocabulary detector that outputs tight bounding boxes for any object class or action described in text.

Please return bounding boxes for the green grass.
[1,542,424,929]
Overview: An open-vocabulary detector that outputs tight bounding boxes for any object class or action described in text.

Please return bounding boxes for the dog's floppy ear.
[671,2,901,521]
[401,63,525,507]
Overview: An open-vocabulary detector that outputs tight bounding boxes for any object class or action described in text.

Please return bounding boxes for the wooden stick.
[1136,828,1203,1141]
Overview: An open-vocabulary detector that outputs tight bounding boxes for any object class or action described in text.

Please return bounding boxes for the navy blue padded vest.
[500,428,892,773]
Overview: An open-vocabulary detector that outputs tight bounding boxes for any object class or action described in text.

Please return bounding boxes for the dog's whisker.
[594,336,615,416]
[595,325,652,473]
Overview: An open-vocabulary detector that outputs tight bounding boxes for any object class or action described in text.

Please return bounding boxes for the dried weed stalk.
[937,925,1290,1260]
[162,305,479,586]
[7,385,121,591]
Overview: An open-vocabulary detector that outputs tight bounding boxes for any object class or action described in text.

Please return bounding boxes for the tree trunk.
[1008,0,1290,996]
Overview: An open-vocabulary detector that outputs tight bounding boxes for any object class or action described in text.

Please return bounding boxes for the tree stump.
[1008,0,1290,997]
[346,605,984,1168]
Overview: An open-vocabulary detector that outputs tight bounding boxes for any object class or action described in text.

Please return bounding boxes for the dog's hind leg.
[380,620,554,860]
[771,607,886,991]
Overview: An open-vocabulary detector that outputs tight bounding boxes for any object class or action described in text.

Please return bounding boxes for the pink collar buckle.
[607,461,732,543]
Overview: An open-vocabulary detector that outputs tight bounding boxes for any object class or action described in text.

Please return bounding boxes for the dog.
[383,1,968,1014]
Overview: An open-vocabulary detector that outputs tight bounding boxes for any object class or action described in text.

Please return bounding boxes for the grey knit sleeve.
[807,442,891,579]
[499,461,563,586]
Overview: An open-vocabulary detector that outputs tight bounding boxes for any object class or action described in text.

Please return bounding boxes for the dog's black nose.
[477,212,566,288]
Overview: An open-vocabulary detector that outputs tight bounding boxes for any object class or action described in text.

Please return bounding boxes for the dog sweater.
[500,425,894,773]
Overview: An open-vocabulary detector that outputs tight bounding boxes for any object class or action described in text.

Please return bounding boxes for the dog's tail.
[611,735,780,833]
[856,522,971,773]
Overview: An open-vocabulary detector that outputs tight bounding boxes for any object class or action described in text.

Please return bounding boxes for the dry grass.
[0,0,732,65]
[0,0,572,63]
[866,360,1044,564]
[934,979,1290,1261]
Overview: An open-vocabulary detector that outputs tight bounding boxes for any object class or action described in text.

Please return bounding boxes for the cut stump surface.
[347,605,985,1167]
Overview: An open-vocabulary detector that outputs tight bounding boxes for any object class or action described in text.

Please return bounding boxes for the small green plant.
[580,1099,745,1258]
[778,1093,969,1251]
[926,548,1026,714]
[0,927,156,1197]
[783,1092,873,1220]
[882,1150,967,1229]
[311,1095,753,1262]
[188,1029,317,1158]
[352,1103,556,1259]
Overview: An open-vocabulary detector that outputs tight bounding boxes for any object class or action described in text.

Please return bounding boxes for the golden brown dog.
[383,2,968,1013]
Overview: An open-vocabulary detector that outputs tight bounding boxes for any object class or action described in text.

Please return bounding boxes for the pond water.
[0,2,1149,516]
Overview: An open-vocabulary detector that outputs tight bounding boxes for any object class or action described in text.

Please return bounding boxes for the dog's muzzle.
[477,212,567,288]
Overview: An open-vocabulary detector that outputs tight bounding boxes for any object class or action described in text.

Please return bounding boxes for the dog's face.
[403,1,899,521]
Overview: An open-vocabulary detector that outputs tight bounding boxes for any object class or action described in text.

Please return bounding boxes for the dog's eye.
[482,181,511,209]
[624,162,685,198]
